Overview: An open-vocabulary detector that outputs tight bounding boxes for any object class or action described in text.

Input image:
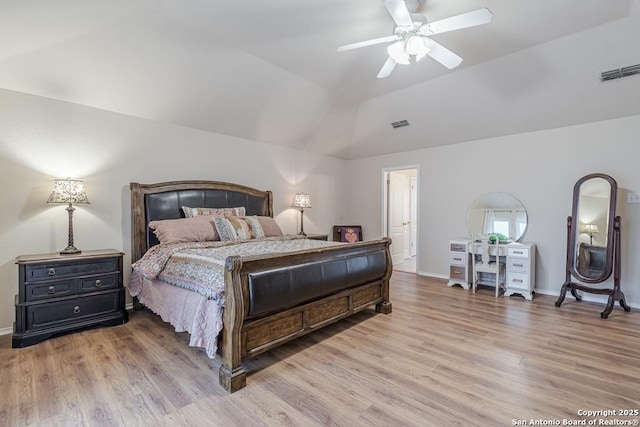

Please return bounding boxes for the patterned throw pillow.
[213,216,265,241]
[182,206,246,218]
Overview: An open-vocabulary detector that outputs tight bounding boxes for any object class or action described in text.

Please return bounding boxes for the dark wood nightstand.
[305,234,328,241]
[12,249,128,348]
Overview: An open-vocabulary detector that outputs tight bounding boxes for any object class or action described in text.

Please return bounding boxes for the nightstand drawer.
[79,273,119,293]
[25,258,119,282]
[25,291,122,330]
[25,279,76,302]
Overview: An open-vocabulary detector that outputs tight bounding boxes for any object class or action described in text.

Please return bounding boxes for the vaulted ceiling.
[1,0,638,159]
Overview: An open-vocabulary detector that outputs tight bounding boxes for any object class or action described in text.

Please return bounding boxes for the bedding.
[129,235,342,356]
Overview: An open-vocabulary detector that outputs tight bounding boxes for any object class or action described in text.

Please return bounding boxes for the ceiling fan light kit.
[337,0,492,79]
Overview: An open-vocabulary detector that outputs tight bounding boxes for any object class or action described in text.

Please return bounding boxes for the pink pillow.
[149,216,220,244]
[255,216,283,236]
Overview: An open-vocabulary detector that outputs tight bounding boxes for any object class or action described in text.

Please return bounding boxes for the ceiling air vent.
[391,120,410,128]
[600,64,640,82]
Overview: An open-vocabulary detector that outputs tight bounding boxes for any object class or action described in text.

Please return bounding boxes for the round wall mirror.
[466,192,528,242]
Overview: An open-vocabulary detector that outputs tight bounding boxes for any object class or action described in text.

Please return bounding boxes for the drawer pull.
[73,306,81,314]
[453,271,462,276]
[513,263,524,268]
[512,251,524,255]
[47,286,56,294]
[513,279,523,284]
[453,257,463,262]
[95,279,102,288]
[48,268,56,276]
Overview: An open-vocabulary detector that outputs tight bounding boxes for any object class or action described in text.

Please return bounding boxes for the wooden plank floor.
[1,272,639,426]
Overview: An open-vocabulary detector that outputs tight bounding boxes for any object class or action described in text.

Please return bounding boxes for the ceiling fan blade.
[377,57,397,79]
[420,8,493,36]
[383,0,413,28]
[423,38,463,69]
[337,35,401,52]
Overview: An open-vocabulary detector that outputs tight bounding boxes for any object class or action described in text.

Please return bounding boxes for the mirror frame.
[568,173,617,283]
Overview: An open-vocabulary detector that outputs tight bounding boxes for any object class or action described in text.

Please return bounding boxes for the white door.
[410,177,417,257]
[401,174,411,260]
[388,172,406,265]
[389,172,411,265]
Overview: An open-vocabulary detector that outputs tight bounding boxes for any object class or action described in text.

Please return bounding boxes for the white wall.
[0,89,348,331]
[346,114,640,307]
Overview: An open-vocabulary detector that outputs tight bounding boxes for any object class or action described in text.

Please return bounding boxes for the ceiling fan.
[337,0,492,78]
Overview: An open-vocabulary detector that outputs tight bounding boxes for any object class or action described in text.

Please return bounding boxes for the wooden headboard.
[130,180,273,263]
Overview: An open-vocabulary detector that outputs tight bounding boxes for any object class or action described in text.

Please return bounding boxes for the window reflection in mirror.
[466,193,528,242]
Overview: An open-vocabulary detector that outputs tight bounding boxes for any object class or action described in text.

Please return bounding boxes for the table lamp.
[293,193,311,236]
[583,224,599,245]
[47,178,90,254]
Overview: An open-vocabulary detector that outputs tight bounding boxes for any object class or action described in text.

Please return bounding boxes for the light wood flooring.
[1,272,639,426]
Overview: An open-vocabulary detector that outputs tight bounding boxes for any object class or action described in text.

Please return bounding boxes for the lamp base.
[298,231,307,236]
[60,246,81,255]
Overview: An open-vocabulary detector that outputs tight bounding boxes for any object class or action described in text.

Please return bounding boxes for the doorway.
[383,167,419,274]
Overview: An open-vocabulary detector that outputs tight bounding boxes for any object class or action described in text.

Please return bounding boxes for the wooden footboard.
[219,238,393,393]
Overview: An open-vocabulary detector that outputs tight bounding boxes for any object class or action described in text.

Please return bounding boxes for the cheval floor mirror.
[555,173,630,318]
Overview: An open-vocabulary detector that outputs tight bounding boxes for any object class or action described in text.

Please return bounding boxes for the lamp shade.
[293,193,311,209]
[47,179,90,205]
[583,224,599,235]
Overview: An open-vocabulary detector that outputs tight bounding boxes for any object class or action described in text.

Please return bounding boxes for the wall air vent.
[391,120,410,128]
[600,64,640,82]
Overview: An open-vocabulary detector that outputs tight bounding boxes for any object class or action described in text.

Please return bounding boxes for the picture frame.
[332,225,363,243]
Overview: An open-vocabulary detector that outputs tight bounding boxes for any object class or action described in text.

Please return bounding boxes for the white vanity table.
[447,240,536,299]
[451,192,537,299]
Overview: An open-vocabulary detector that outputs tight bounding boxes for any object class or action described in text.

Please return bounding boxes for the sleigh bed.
[129,180,392,393]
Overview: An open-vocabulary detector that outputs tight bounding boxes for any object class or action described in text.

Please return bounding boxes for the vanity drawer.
[450,243,467,252]
[449,266,467,280]
[507,247,529,258]
[449,252,467,266]
[508,258,529,273]
[506,273,529,290]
